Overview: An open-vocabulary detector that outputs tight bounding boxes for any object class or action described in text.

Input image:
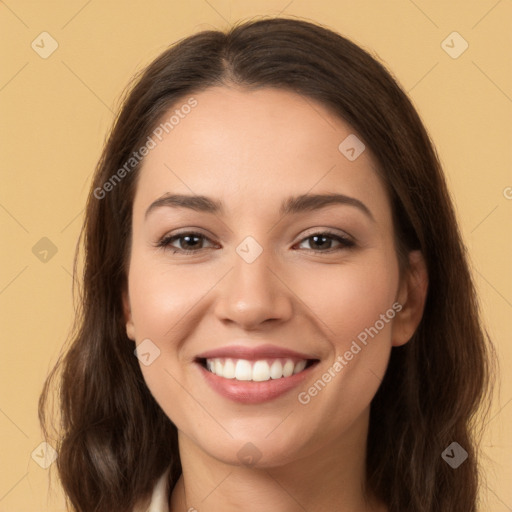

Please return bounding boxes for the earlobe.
[122,288,136,341]
[392,250,429,347]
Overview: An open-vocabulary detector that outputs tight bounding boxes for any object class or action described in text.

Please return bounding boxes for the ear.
[392,250,429,347]
[122,284,136,341]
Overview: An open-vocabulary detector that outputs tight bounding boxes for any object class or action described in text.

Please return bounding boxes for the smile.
[194,343,320,404]
[201,357,316,381]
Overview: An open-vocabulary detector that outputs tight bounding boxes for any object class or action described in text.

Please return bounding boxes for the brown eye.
[157,232,215,254]
[296,232,355,253]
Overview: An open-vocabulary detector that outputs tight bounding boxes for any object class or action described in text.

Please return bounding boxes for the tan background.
[1,1,511,510]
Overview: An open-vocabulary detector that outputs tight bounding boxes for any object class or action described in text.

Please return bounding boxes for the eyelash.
[155,230,355,255]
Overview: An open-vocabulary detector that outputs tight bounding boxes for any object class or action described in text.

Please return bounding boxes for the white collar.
[133,467,171,512]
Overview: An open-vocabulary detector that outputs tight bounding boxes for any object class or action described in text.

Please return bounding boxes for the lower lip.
[196,361,318,404]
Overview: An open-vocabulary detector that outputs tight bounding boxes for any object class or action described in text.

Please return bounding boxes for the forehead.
[132,86,391,221]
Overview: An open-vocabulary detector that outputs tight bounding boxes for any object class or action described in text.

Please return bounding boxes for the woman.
[39,17,495,512]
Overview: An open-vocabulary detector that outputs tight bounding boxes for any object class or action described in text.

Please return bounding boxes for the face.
[123,86,423,468]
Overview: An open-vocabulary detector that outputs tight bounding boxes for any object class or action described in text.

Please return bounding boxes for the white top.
[133,467,171,512]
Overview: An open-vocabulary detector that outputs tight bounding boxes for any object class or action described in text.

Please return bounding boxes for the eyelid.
[155,227,356,255]
[293,230,355,253]
[296,227,354,243]
[155,229,217,252]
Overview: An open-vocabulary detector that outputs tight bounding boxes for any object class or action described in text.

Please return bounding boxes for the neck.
[170,408,386,512]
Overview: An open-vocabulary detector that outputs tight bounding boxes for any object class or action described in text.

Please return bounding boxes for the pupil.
[313,235,329,249]
[184,235,200,248]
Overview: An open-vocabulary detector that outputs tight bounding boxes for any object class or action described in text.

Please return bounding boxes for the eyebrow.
[144,192,375,222]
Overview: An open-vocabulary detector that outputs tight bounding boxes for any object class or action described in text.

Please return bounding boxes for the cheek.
[126,255,207,429]
[128,244,400,348]
[292,254,399,439]
[127,257,210,339]
[294,250,400,346]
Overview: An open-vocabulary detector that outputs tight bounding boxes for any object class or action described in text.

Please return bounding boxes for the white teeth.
[283,360,295,377]
[223,358,236,379]
[235,359,253,381]
[293,360,307,374]
[270,360,283,379]
[214,359,223,378]
[204,358,310,381]
[252,361,270,381]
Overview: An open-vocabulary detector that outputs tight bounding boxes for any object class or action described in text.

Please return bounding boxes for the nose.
[213,247,294,330]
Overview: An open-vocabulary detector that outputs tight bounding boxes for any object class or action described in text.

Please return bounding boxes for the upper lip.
[195,343,319,361]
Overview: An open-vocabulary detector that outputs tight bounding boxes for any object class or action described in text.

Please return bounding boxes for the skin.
[123,86,428,512]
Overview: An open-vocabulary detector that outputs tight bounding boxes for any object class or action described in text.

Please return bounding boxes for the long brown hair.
[39,16,495,511]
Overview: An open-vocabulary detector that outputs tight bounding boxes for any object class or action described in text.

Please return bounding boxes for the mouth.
[194,345,321,404]
[194,343,321,403]
[196,357,318,381]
